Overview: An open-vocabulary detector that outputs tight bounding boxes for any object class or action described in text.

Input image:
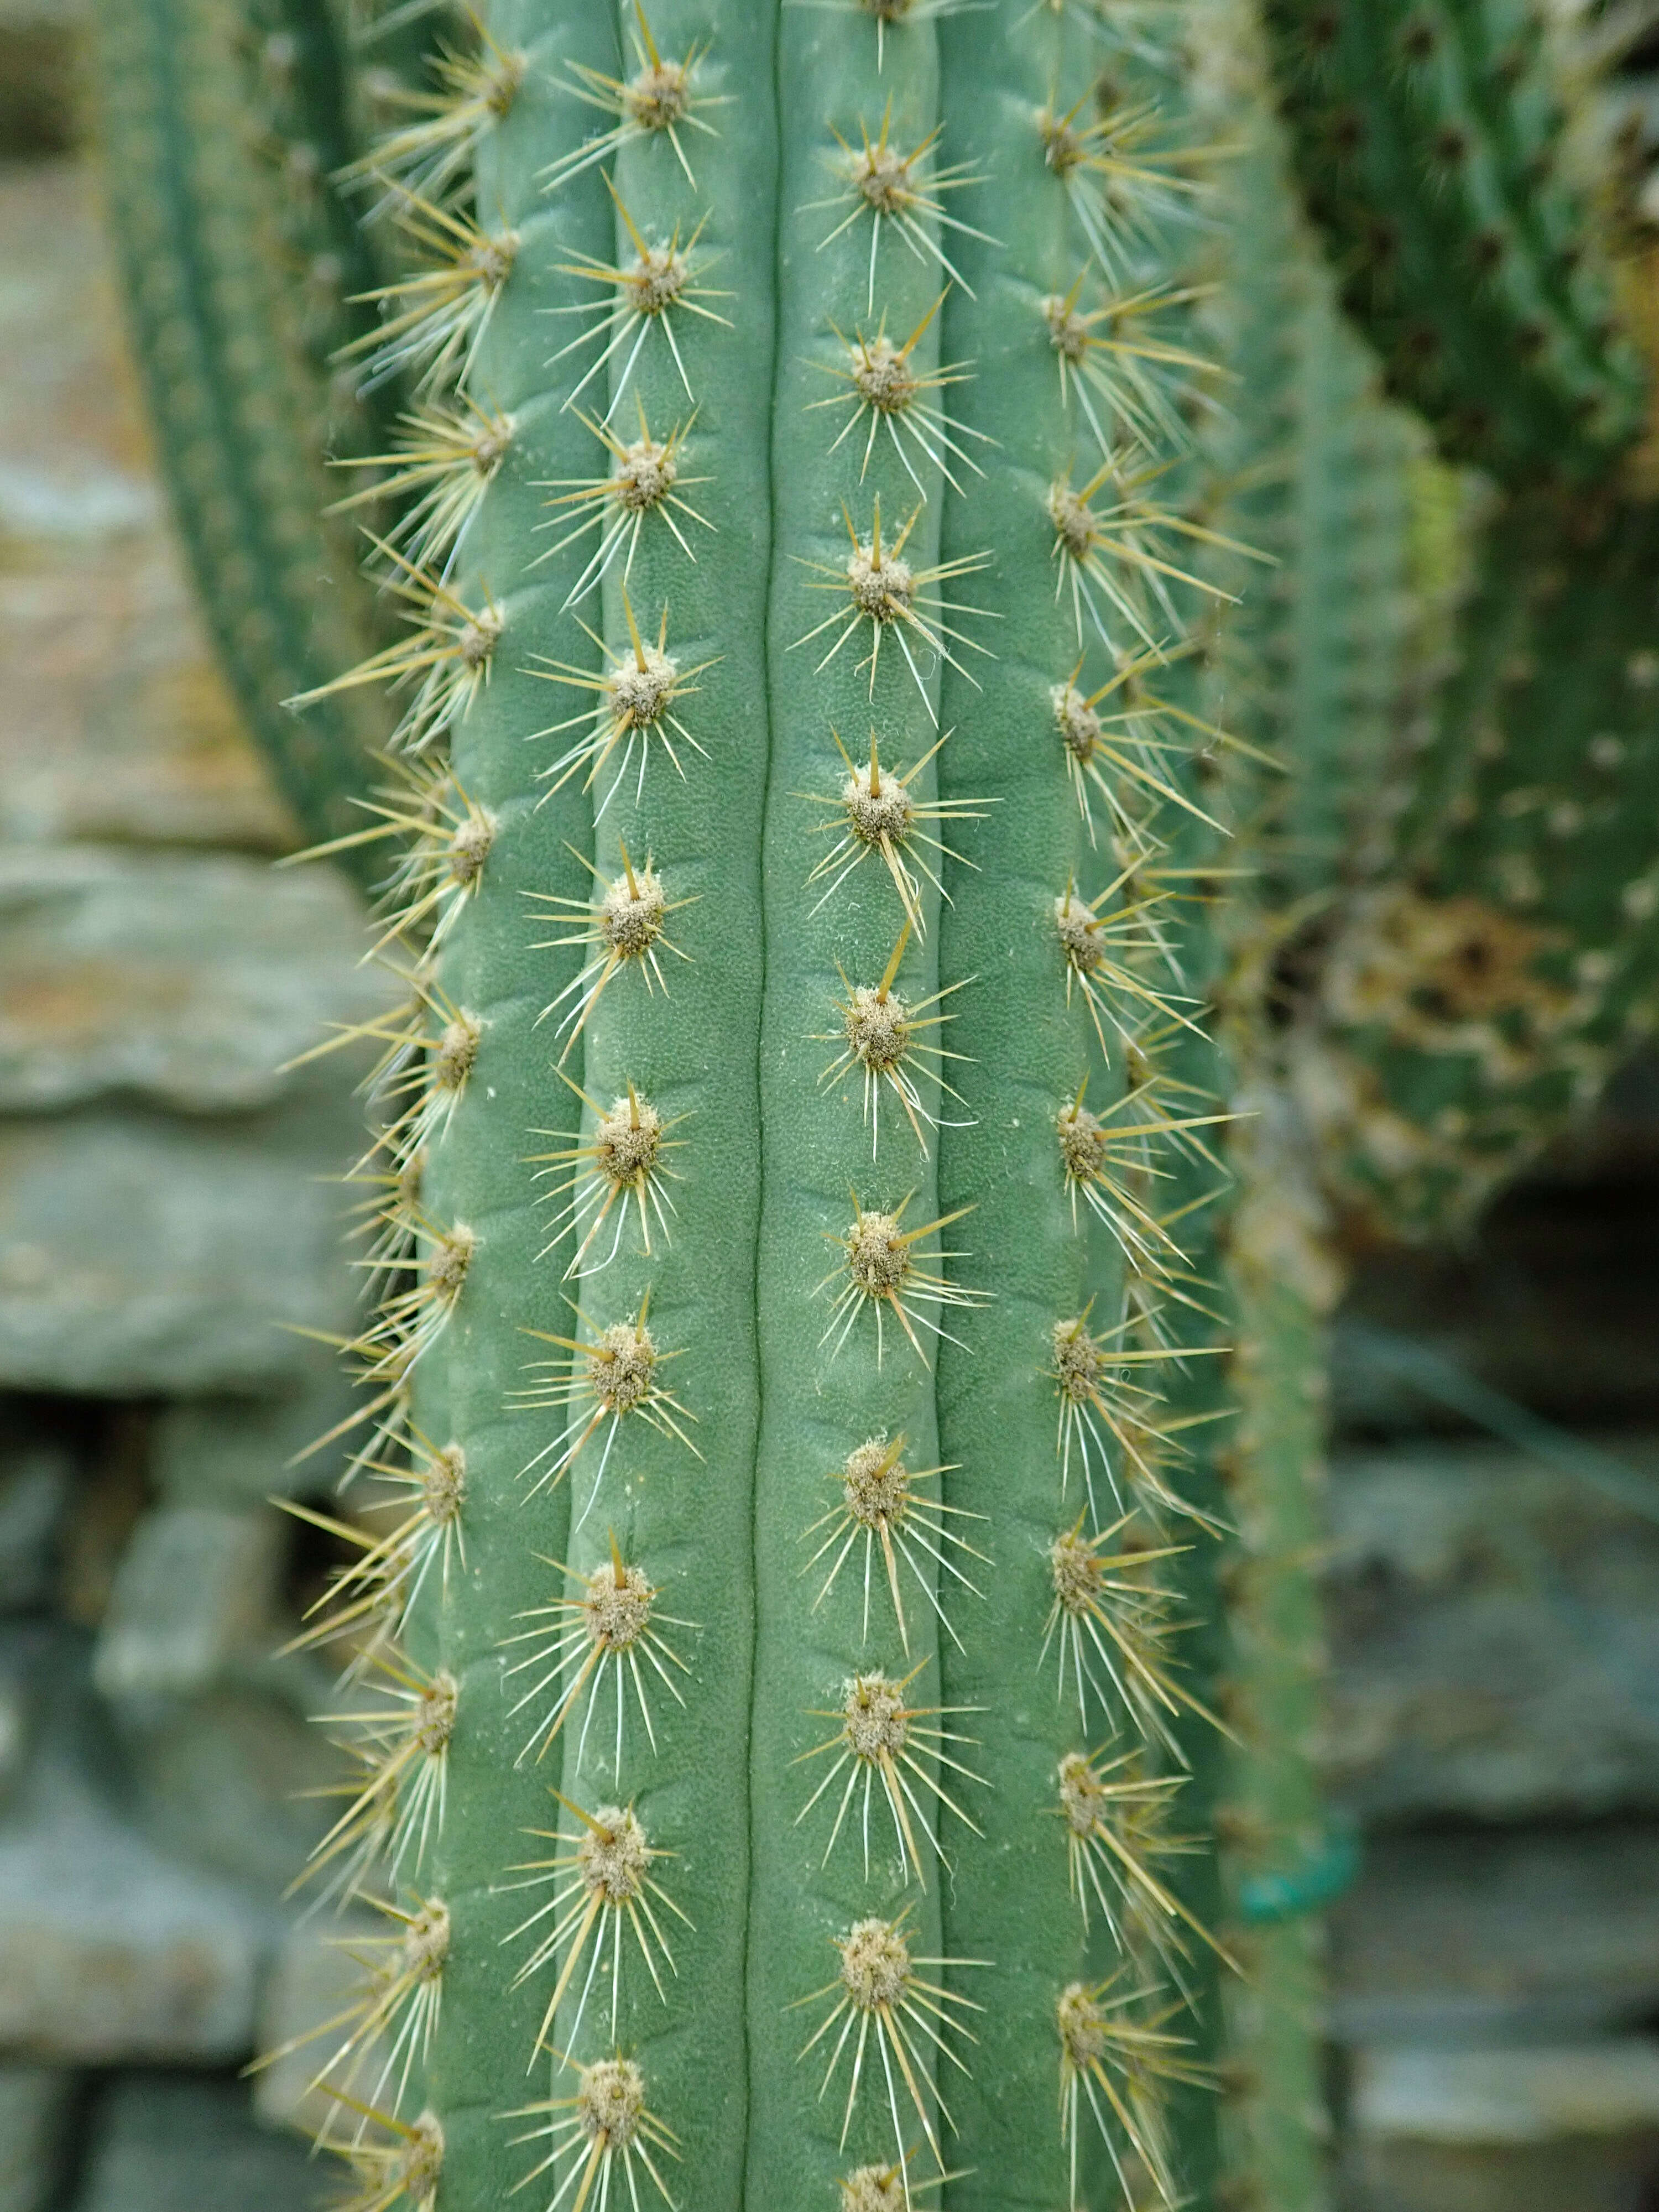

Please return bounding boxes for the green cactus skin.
[407,8,618,2206]
[95,0,400,877]
[243,1,1240,2205]
[928,12,1235,2208]
[105,2,1659,2206]
[748,15,954,2203]
[1259,0,1646,484]
[1213,1155,1333,2212]
[534,5,778,2206]
[1194,21,1430,2204]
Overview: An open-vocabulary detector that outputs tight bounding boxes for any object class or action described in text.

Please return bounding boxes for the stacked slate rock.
[0,4,392,2201]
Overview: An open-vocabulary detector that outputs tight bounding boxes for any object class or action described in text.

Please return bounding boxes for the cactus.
[1194,12,1659,2209]
[92,0,436,874]
[252,2,1254,2208]
[1258,0,1647,483]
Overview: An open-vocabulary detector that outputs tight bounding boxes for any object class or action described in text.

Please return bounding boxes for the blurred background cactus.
[0,0,1656,2208]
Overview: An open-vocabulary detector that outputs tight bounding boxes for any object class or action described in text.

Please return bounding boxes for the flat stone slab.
[0,846,389,1114]
[1330,1823,1659,2046]
[1355,2043,1659,2146]
[0,160,293,854]
[0,1726,275,2062]
[1324,1433,1659,1820]
[0,1108,364,1395]
[74,2074,331,2212]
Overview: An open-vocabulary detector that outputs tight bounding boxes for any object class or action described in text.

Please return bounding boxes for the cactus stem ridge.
[1042,1512,1215,1756]
[527,1072,686,1276]
[532,399,714,606]
[815,919,973,1159]
[791,494,996,712]
[512,1292,701,1500]
[525,843,695,1062]
[542,3,729,195]
[805,293,989,495]
[341,189,520,394]
[549,194,734,418]
[503,2051,681,2212]
[287,542,503,755]
[528,588,718,808]
[327,393,515,577]
[817,1191,987,1366]
[802,1432,987,1656]
[802,724,989,937]
[503,1542,695,1772]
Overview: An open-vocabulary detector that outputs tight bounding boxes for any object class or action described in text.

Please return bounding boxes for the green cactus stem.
[93,0,403,874]
[257,1,1247,2208]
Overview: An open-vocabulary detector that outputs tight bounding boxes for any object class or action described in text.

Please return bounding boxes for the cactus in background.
[1288,489,1659,1236]
[259,3,1248,2208]
[92,0,430,874]
[1258,0,1647,484]
[1193,9,1659,2207]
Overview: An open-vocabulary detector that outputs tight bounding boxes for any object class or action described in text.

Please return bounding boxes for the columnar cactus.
[259,3,1242,2208]
[95,0,406,872]
[1259,0,1647,482]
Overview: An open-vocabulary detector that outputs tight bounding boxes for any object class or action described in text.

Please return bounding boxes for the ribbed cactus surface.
[267,3,1240,2208]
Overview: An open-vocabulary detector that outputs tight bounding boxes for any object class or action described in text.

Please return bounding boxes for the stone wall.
[0,8,387,2199]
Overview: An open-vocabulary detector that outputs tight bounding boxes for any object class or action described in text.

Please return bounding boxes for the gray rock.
[0,1448,69,1612]
[1329,1825,1659,2048]
[75,2074,332,2212]
[0,1723,275,2062]
[94,1507,283,1703]
[1347,2046,1659,2212]
[91,1506,343,1888]
[0,846,390,1114]
[253,1910,389,2141]
[1323,1434,1659,1821]
[0,1108,366,1395]
[150,1387,365,1505]
[0,2065,73,2212]
[1354,2044,1659,2145]
[0,1629,50,1810]
[114,1688,339,1896]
